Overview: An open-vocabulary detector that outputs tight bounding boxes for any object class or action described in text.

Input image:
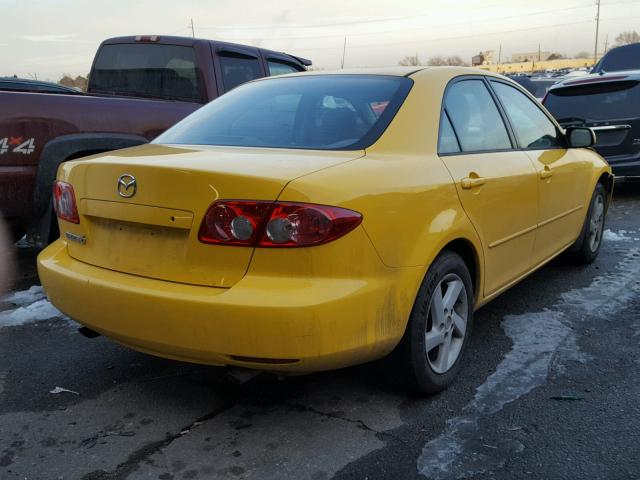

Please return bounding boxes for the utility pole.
[538,43,541,62]
[190,18,195,38]
[341,37,347,69]
[594,0,601,61]
[604,33,609,53]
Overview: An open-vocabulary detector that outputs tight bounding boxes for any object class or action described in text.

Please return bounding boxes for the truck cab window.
[219,55,262,92]
[268,60,301,76]
[89,44,202,102]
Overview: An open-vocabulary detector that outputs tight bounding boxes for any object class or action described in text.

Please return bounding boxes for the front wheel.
[569,183,607,264]
[391,251,474,395]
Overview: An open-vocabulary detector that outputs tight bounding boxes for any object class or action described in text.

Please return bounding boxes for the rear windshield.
[544,80,640,122]
[154,75,412,150]
[594,44,640,72]
[89,44,202,102]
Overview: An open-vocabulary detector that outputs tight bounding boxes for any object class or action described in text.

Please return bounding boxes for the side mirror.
[566,127,596,148]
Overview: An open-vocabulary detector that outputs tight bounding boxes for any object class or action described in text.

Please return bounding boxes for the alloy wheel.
[425,273,468,374]
[588,193,605,252]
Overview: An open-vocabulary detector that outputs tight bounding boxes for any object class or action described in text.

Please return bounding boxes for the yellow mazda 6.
[39,67,612,394]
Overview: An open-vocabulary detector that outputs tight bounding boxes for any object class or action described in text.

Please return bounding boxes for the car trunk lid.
[61,143,362,287]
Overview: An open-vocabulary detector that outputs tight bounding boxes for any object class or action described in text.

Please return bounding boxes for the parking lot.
[0,179,638,480]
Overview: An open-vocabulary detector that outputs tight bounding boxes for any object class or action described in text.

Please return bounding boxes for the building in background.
[511,51,553,62]
[471,50,495,66]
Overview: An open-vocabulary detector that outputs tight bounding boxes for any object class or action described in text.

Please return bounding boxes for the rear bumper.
[38,240,422,372]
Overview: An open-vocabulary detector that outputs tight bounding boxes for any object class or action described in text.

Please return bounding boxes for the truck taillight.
[198,201,362,247]
[135,35,160,42]
[52,181,80,224]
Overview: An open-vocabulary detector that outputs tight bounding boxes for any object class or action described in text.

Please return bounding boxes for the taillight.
[198,201,272,246]
[198,201,362,247]
[52,181,79,224]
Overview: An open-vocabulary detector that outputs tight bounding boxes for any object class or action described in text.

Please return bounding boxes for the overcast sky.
[1,0,639,80]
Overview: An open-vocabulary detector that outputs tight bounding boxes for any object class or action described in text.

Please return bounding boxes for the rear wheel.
[391,251,474,395]
[569,183,607,264]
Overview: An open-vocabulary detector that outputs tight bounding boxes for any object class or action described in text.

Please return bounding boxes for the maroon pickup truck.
[0,35,310,245]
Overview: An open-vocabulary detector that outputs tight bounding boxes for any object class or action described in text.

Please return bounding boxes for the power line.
[198,4,598,41]
[198,1,640,43]
[194,0,638,39]
[195,2,509,31]
[286,15,640,52]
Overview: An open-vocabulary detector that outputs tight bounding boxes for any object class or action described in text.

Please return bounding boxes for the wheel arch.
[597,170,614,210]
[28,133,148,246]
[440,237,481,302]
[32,133,148,217]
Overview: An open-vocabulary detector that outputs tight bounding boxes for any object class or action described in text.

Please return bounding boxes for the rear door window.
[267,60,301,76]
[438,112,461,154]
[89,44,202,101]
[219,54,262,92]
[544,80,640,122]
[444,79,512,152]
[491,81,562,149]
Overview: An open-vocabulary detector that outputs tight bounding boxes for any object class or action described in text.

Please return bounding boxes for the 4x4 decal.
[0,137,36,155]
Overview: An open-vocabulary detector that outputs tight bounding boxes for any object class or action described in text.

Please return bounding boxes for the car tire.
[568,183,607,264]
[9,225,25,244]
[390,250,474,395]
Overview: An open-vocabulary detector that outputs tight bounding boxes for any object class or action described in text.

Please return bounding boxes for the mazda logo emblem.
[117,174,137,198]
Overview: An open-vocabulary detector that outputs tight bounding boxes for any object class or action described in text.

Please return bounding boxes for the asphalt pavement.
[1,179,639,480]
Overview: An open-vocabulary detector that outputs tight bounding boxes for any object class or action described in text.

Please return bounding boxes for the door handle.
[460,176,486,189]
[540,166,553,179]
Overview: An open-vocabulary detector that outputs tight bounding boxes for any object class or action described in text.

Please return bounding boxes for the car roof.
[0,77,79,92]
[101,35,310,67]
[258,65,501,79]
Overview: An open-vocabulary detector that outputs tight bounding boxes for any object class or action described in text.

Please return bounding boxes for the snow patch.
[417,249,640,479]
[603,229,631,242]
[0,285,67,327]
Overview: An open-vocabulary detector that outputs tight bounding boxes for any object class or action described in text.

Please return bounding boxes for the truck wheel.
[569,183,607,264]
[390,251,474,395]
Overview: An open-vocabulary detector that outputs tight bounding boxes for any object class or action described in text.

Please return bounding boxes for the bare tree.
[574,51,590,59]
[427,56,467,66]
[614,31,640,46]
[398,55,420,66]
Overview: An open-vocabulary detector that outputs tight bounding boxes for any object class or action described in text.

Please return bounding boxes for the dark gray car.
[543,71,640,176]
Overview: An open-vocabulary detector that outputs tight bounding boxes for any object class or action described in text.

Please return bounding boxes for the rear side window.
[154,75,413,151]
[89,44,202,101]
[491,81,562,149]
[268,60,301,76]
[545,80,640,122]
[438,112,461,154]
[444,79,512,152]
[219,54,262,91]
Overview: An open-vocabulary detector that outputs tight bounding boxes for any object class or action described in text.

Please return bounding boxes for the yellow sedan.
[38,67,612,394]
